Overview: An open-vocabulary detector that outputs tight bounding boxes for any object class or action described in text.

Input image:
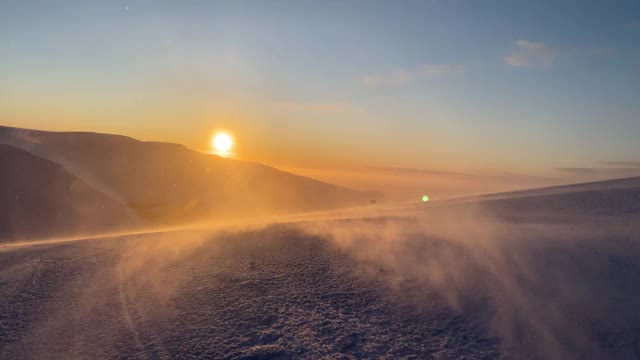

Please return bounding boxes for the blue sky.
[1,0,640,195]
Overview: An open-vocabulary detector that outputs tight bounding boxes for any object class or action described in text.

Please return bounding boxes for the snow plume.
[296,203,640,359]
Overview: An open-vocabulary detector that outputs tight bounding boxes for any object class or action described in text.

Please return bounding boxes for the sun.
[212,132,233,153]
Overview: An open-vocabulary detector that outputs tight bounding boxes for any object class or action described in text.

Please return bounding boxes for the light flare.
[212,132,233,154]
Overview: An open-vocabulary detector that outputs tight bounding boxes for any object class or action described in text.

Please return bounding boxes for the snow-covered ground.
[1,178,639,359]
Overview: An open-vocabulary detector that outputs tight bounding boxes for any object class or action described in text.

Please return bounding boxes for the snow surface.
[1,178,639,359]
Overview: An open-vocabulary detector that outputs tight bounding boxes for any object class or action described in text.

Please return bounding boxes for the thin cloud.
[362,64,464,86]
[370,166,555,183]
[555,167,640,176]
[419,64,464,78]
[368,166,473,178]
[273,101,360,113]
[601,161,640,168]
[504,40,557,67]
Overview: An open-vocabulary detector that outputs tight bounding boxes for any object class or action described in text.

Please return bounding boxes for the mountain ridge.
[0,143,137,241]
[0,125,380,237]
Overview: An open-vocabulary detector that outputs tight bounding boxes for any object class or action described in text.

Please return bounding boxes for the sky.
[1,0,640,198]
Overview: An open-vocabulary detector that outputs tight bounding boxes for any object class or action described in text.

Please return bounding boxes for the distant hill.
[436,176,640,221]
[0,126,379,230]
[462,176,640,202]
[0,144,136,241]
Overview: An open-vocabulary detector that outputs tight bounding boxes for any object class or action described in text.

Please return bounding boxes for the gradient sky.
[2,0,640,197]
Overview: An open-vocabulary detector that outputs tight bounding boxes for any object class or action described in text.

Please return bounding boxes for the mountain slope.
[0,126,379,225]
[0,144,136,241]
[464,176,640,202]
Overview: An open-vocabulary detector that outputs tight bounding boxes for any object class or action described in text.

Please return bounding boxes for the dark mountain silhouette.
[0,144,136,241]
[0,126,379,232]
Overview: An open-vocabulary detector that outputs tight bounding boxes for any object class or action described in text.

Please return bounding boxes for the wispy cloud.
[362,64,464,86]
[555,167,640,177]
[368,166,473,178]
[601,161,640,168]
[418,64,465,78]
[504,40,558,67]
[272,101,360,113]
[370,166,556,183]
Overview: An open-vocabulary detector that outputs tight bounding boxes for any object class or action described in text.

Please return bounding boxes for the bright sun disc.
[212,133,233,153]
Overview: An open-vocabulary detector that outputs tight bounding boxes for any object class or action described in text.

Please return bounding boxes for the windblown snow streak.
[1,178,639,359]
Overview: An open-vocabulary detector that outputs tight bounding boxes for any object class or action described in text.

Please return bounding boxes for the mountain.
[0,126,379,231]
[461,176,640,203]
[0,144,136,241]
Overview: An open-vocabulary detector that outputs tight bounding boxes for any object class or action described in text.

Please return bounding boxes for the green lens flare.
[422,195,429,202]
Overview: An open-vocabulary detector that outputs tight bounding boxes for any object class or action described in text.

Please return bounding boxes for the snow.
[1,178,639,359]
